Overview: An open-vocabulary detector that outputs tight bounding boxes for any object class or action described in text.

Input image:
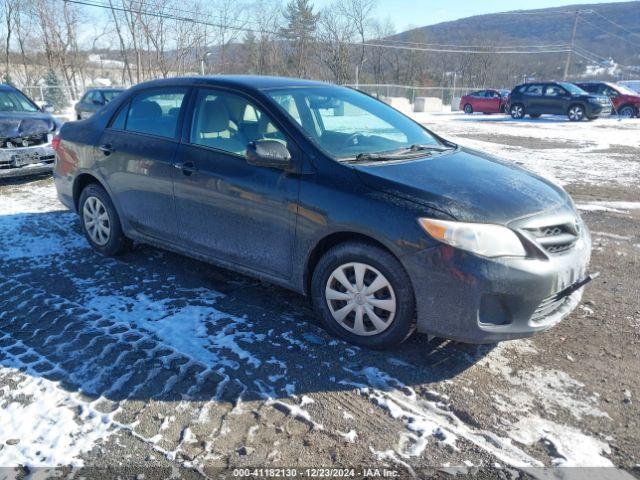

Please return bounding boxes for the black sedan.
[53,76,594,348]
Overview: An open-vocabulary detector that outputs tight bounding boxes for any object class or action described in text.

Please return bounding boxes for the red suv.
[459,89,510,114]
[576,82,640,118]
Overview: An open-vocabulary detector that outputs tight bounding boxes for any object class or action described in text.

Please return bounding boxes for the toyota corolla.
[53,76,595,348]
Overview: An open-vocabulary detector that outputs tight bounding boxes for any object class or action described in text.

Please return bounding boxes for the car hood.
[0,111,57,139]
[352,147,570,224]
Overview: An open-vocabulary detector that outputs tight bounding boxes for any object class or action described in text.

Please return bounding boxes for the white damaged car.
[0,84,60,179]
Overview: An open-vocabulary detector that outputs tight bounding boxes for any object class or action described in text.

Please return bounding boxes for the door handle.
[99,144,114,155]
[174,161,197,176]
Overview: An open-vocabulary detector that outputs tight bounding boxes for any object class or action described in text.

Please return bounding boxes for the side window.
[189,89,287,156]
[109,101,129,130]
[601,86,618,97]
[544,85,565,97]
[125,88,187,139]
[525,85,544,96]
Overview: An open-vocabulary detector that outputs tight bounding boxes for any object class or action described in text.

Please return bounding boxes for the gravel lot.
[0,113,639,479]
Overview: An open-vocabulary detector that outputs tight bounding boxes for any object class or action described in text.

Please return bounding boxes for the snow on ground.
[411,112,640,188]
[1,111,638,474]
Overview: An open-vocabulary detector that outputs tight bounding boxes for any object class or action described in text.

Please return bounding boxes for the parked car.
[618,80,640,94]
[507,82,611,121]
[75,88,125,120]
[575,81,640,118]
[53,76,594,348]
[459,89,510,114]
[0,83,60,179]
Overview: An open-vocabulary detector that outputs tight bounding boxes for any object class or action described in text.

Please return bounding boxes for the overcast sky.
[311,0,634,31]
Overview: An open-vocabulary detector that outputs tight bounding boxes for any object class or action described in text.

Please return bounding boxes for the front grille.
[524,222,580,255]
[531,292,569,323]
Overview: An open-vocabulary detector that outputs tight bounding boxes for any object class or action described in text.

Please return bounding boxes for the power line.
[356,42,571,54]
[378,39,571,50]
[579,16,640,48]
[590,9,640,39]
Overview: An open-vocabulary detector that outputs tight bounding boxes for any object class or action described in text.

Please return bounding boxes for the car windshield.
[614,84,638,96]
[560,82,587,95]
[0,89,39,113]
[264,86,441,160]
[103,90,124,103]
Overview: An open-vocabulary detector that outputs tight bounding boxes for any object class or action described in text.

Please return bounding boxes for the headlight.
[418,218,526,258]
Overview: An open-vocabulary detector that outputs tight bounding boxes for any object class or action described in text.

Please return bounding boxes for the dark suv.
[53,76,594,348]
[508,82,611,121]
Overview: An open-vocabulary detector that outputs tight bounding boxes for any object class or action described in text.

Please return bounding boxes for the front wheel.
[311,242,416,349]
[463,104,473,114]
[510,104,525,119]
[568,104,585,121]
[79,183,131,256]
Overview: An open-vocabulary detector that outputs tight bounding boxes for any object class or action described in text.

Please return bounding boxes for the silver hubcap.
[83,196,111,246]
[512,106,523,118]
[325,262,396,337]
[569,107,583,120]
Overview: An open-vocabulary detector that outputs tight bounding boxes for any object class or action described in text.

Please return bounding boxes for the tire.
[463,104,473,114]
[529,113,541,118]
[78,183,131,256]
[618,105,637,119]
[510,103,525,119]
[568,104,585,122]
[311,242,416,349]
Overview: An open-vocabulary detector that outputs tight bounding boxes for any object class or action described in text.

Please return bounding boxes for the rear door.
[522,84,545,113]
[97,87,189,242]
[172,87,299,279]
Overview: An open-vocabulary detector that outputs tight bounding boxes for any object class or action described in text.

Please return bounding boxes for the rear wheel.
[464,104,473,114]
[568,104,585,121]
[619,105,637,118]
[79,183,130,256]
[510,103,525,119]
[311,242,415,349]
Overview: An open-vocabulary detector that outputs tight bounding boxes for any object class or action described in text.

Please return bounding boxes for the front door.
[97,87,188,242]
[542,84,568,115]
[172,88,299,279]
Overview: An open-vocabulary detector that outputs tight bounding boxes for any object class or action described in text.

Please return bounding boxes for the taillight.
[52,135,61,151]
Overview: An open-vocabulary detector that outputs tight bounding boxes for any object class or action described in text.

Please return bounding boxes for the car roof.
[127,75,332,94]
[0,83,18,91]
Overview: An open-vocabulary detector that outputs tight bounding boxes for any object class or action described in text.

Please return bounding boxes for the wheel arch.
[73,173,106,211]
[302,230,404,296]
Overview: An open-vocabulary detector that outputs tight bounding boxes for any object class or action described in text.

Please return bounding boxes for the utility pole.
[563,10,583,81]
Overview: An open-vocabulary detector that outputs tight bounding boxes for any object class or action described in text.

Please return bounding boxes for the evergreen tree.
[280,0,319,77]
[42,69,68,112]
[244,31,260,74]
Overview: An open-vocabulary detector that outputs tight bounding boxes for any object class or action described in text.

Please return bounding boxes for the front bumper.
[403,223,592,344]
[586,102,612,117]
[0,143,56,179]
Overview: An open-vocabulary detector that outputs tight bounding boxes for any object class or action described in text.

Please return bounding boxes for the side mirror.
[246,140,292,170]
[42,103,55,113]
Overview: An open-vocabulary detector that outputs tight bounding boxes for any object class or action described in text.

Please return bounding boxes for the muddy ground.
[0,114,638,479]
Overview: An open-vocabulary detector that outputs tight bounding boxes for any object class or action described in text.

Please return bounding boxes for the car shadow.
[0,209,494,405]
